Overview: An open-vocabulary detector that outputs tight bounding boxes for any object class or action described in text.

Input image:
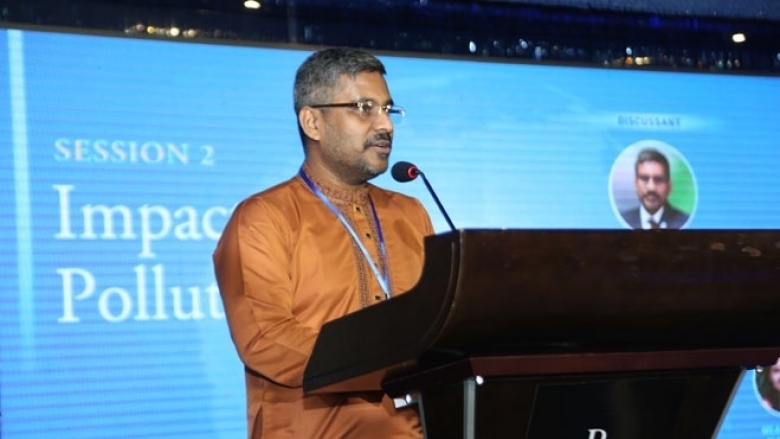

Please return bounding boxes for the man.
[620,148,689,229]
[213,47,433,439]
[758,357,780,412]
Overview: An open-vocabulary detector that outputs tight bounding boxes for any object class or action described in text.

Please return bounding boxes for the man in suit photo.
[620,148,690,229]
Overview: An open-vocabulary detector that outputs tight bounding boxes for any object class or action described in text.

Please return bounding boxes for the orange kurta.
[213,166,434,439]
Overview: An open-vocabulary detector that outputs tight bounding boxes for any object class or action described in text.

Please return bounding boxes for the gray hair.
[635,148,670,179]
[293,47,387,114]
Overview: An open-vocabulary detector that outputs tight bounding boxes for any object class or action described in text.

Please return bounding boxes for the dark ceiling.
[2,0,779,72]
[483,0,780,21]
[64,0,780,21]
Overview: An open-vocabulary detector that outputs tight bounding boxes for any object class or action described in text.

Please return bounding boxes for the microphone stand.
[417,170,457,232]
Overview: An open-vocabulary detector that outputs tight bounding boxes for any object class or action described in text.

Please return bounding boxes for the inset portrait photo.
[754,358,780,416]
[609,140,697,229]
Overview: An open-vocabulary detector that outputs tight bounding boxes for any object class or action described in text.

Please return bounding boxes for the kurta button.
[374,295,382,301]
[365,232,372,239]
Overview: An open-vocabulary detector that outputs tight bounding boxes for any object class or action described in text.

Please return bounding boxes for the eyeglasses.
[637,175,668,185]
[310,100,405,123]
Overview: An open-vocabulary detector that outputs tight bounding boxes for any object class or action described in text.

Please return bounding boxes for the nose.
[372,110,393,132]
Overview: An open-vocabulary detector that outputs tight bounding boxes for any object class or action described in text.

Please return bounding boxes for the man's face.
[635,160,671,214]
[317,71,394,185]
[770,358,780,392]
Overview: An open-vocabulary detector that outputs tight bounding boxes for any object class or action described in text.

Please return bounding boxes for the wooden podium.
[303,230,780,439]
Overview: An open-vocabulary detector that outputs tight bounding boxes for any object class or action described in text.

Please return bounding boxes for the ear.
[299,107,323,142]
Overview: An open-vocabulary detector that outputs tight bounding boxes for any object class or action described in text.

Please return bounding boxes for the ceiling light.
[244,0,261,9]
[732,33,746,43]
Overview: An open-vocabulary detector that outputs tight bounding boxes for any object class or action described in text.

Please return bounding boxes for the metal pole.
[463,377,476,439]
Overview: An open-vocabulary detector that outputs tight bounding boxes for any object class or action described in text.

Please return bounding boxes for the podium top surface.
[303,229,780,393]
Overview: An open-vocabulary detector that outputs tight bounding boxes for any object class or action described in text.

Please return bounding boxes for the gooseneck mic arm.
[391,161,457,232]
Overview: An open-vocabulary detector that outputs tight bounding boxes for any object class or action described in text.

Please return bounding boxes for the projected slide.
[1,28,779,438]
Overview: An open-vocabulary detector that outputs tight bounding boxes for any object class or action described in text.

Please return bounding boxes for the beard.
[641,192,664,213]
[321,133,391,185]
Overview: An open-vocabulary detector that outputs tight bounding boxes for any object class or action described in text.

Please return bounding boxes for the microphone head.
[391,161,420,183]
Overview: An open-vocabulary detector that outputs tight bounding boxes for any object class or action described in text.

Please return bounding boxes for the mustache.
[364,133,392,149]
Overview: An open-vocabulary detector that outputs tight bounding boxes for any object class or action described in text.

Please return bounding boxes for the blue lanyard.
[299,169,391,300]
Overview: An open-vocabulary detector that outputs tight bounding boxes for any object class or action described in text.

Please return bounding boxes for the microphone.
[391,160,420,182]
[391,161,457,232]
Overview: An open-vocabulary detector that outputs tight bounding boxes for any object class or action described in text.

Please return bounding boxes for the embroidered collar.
[299,163,371,204]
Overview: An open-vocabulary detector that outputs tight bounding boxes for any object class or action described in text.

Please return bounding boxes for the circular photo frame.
[609,140,697,229]
[753,359,780,417]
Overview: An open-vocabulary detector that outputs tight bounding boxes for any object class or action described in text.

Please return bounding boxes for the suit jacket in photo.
[620,203,690,229]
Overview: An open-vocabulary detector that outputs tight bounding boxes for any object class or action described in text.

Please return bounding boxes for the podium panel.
[418,369,740,439]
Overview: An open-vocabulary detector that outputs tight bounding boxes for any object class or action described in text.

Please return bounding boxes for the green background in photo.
[669,156,696,215]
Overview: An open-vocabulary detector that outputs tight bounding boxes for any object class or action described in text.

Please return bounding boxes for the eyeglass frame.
[636,175,669,185]
[309,100,405,120]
